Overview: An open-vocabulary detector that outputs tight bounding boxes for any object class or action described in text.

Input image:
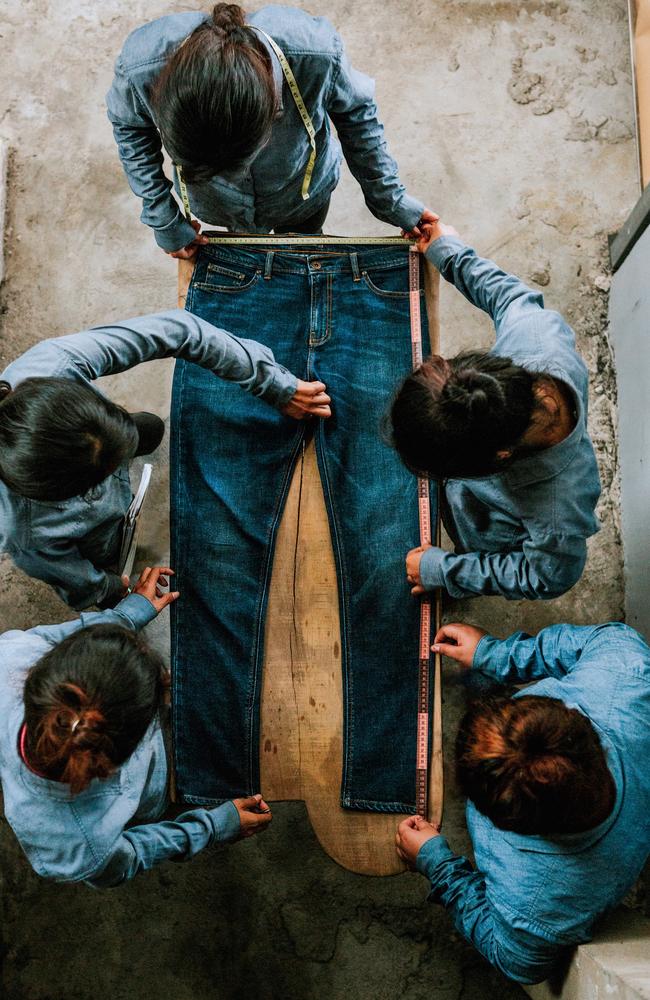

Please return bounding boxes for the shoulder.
[251,5,340,56]
[115,12,207,73]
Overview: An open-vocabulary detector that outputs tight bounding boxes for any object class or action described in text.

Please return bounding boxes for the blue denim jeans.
[171,241,435,810]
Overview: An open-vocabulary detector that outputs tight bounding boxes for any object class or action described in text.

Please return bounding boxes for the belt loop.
[349,251,361,282]
[264,251,274,280]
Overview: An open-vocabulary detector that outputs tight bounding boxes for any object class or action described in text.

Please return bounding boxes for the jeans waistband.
[200,242,414,276]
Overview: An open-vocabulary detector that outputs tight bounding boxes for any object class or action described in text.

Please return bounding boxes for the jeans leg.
[171,248,309,803]
[311,249,435,811]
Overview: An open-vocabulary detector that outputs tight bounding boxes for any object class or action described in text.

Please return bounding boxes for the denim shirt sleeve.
[425,236,547,334]
[326,33,424,230]
[106,60,197,253]
[471,622,614,684]
[11,544,125,611]
[1,309,298,410]
[22,594,157,646]
[416,837,563,984]
[418,530,587,600]
[85,800,241,888]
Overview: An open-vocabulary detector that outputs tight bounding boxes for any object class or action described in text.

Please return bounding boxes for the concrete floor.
[0,1,643,998]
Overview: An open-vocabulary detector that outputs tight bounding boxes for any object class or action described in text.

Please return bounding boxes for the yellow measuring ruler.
[197,233,416,246]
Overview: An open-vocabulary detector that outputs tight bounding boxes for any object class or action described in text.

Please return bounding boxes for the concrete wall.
[609,222,650,640]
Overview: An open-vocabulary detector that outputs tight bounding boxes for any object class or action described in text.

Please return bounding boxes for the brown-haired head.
[151,3,277,182]
[388,350,538,479]
[455,695,615,835]
[23,623,166,796]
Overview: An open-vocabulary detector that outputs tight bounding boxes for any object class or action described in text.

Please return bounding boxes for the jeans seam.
[170,359,188,798]
[244,428,306,792]
[313,419,354,805]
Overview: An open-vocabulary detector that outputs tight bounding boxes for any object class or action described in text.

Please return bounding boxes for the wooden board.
[177,253,440,875]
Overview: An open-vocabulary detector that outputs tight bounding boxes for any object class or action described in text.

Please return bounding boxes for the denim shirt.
[0,309,296,609]
[418,236,601,600]
[416,622,650,983]
[0,595,240,887]
[106,6,424,250]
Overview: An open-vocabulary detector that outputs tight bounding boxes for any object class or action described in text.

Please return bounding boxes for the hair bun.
[211,3,246,35]
[444,369,503,421]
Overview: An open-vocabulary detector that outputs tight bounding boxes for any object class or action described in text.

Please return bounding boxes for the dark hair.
[23,624,167,794]
[455,695,615,835]
[0,377,138,500]
[151,3,277,182]
[388,352,537,478]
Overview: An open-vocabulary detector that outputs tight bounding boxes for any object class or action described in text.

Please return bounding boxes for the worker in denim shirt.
[395,620,650,984]
[0,566,272,887]
[0,309,330,609]
[391,220,600,600]
[106,3,435,258]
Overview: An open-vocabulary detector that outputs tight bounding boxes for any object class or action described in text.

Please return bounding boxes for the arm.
[426,236,549,333]
[419,532,587,602]
[2,310,298,411]
[105,64,197,253]
[326,35,424,230]
[472,622,614,685]
[416,838,564,984]
[11,542,128,611]
[0,594,156,648]
[21,595,156,645]
[86,801,240,888]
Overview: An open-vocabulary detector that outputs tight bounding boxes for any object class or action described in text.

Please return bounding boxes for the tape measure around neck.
[256,29,316,202]
[176,32,316,223]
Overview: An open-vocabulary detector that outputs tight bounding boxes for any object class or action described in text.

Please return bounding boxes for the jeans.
[171,240,435,810]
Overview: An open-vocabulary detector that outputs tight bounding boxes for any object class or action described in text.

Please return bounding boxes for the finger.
[411,584,425,596]
[157,591,180,610]
[433,623,463,645]
[305,381,327,394]
[311,405,331,417]
[238,794,262,809]
[139,567,152,583]
[121,574,130,590]
[309,392,331,405]
[432,641,464,661]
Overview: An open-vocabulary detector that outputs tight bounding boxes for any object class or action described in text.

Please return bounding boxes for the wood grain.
[177,255,441,874]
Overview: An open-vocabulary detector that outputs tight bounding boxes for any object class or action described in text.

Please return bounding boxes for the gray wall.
[609,223,650,640]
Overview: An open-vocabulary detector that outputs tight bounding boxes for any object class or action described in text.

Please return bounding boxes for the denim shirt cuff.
[472,634,500,672]
[114,593,158,630]
[265,369,298,410]
[153,214,200,253]
[415,835,456,881]
[425,235,468,269]
[419,546,446,591]
[393,195,426,231]
[209,800,241,843]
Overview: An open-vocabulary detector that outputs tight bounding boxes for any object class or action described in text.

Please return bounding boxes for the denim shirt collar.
[499,734,624,856]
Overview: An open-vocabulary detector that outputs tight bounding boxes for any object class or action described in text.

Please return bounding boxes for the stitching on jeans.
[193,271,261,294]
[313,419,355,802]
[170,358,188,794]
[244,429,305,792]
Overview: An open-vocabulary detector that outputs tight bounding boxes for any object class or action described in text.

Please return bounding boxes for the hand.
[431,622,488,668]
[281,379,332,420]
[395,815,440,869]
[405,217,459,255]
[402,208,440,240]
[166,220,209,260]
[233,794,273,838]
[131,566,180,613]
[405,543,433,595]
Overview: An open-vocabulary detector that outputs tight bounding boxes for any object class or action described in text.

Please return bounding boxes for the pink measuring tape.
[408,247,442,822]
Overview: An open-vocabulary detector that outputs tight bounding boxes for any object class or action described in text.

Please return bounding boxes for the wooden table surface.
[178,252,440,875]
